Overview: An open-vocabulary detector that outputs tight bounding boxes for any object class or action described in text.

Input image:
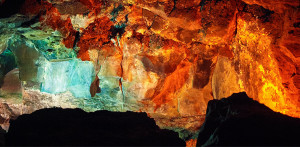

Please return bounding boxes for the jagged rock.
[197,92,300,146]
[5,108,185,146]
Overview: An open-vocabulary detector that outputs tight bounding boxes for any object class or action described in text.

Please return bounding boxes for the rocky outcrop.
[5,108,185,146]
[197,92,300,146]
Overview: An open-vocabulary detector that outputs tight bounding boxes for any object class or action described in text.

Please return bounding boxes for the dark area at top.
[0,0,26,18]
[197,92,300,146]
[4,108,185,146]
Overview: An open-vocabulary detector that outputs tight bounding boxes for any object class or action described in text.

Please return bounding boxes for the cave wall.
[0,0,299,138]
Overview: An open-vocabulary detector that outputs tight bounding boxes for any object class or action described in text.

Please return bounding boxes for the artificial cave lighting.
[0,0,299,146]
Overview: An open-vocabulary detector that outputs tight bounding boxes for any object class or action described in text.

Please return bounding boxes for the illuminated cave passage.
[0,0,299,146]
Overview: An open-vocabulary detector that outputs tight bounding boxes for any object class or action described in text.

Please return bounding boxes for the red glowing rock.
[77,16,113,60]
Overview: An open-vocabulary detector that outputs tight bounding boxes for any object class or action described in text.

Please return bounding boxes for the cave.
[0,0,299,146]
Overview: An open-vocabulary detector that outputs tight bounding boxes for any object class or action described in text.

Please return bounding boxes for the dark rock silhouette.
[5,108,185,146]
[0,126,5,146]
[197,92,300,146]
[0,0,25,18]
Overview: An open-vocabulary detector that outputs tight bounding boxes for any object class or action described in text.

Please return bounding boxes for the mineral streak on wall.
[0,0,299,141]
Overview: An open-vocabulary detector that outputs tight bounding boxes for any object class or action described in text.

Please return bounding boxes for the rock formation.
[197,92,300,146]
[5,108,185,146]
[0,0,299,145]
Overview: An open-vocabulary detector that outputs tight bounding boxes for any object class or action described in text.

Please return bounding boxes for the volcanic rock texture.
[0,0,299,141]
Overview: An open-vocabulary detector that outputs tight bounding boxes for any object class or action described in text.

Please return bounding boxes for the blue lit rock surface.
[38,59,94,98]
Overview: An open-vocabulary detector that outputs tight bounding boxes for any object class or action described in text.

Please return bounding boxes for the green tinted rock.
[9,37,40,81]
[0,49,17,87]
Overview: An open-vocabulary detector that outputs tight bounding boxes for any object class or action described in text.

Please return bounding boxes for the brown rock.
[90,75,101,97]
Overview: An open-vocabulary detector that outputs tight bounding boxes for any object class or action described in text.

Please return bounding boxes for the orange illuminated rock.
[241,0,299,13]
[152,60,192,109]
[79,0,103,15]
[38,1,77,48]
[186,139,197,147]
[31,0,300,124]
[77,17,113,60]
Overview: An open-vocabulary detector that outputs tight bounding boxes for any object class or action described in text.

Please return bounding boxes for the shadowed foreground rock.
[197,92,300,146]
[5,108,185,146]
[0,126,4,146]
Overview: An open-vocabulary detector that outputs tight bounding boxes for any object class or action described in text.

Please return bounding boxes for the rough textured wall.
[0,0,299,142]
